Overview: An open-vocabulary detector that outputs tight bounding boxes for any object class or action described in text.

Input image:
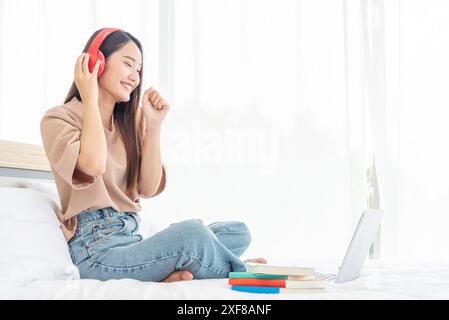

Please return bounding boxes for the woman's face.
[99,41,142,103]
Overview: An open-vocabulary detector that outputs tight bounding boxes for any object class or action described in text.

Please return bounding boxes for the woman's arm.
[77,101,107,176]
[75,53,107,176]
[138,126,163,197]
[138,87,170,197]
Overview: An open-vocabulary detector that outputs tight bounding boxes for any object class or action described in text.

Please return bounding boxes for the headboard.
[0,139,54,187]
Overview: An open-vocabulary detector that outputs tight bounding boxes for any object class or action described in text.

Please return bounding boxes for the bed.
[1,139,449,300]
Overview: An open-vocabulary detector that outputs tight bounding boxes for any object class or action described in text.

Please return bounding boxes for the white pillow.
[21,180,61,209]
[0,187,79,285]
[22,181,163,238]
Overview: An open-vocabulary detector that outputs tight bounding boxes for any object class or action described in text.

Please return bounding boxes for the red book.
[228,278,327,289]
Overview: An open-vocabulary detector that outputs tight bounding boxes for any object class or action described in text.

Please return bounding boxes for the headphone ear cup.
[87,52,97,73]
[96,51,106,77]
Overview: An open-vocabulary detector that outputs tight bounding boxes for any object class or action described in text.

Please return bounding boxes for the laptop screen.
[335,209,384,283]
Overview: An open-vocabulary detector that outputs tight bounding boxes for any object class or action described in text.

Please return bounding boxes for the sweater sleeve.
[40,109,96,190]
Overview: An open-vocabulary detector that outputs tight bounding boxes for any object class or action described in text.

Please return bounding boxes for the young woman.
[40,28,265,282]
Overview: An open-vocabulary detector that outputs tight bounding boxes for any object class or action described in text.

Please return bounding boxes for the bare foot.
[163,270,194,283]
[243,258,268,264]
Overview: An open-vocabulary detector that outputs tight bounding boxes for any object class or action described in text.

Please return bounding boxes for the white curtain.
[158,0,367,263]
[376,0,449,263]
[8,0,435,264]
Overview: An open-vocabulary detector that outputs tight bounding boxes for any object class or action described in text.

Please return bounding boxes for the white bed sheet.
[1,261,448,300]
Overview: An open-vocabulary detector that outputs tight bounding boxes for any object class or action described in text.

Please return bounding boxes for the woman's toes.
[181,271,194,281]
[163,271,193,282]
[244,258,268,264]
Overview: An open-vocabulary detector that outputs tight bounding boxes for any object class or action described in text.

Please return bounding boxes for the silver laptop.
[315,209,384,283]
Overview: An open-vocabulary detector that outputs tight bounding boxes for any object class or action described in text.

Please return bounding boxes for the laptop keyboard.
[315,272,337,281]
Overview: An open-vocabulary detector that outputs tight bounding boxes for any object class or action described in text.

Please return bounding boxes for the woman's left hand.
[141,87,170,130]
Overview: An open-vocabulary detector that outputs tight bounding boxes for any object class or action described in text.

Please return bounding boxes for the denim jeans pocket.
[88,217,127,248]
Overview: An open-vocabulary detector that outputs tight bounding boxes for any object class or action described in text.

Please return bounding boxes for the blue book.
[231,285,324,294]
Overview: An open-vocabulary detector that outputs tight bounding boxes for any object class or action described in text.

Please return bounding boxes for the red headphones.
[87,28,122,77]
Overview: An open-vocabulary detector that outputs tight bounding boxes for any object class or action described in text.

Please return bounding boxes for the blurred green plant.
[367,157,381,259]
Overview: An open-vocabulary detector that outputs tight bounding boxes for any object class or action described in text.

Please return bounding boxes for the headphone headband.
[88,28,122,54]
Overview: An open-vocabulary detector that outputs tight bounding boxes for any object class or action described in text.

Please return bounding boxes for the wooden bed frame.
[0,139,54,187]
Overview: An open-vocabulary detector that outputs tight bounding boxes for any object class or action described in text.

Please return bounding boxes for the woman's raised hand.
[74,53,101,105]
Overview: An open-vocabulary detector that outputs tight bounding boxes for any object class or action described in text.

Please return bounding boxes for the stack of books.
[228,262,327,294]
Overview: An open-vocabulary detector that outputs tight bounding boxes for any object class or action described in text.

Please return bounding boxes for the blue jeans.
[67,207,249,281]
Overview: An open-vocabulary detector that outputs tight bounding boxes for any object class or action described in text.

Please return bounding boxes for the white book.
[245,262,315,277]
[283,280,327,289]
